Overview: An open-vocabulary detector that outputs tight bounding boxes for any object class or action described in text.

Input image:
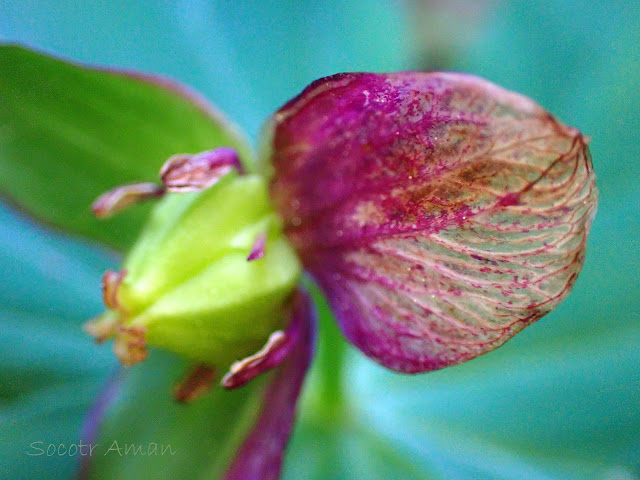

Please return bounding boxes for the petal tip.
[247,234,267,262]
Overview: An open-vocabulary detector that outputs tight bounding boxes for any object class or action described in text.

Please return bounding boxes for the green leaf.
[284,414,441,480]
[286,301,640,480]
[0,1,411,139]
[0,202,116,480]
[0,45,253,251]
[85,351,269,480]
[345,311,640,477]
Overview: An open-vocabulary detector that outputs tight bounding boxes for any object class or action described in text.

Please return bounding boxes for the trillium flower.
[1,46,596,479]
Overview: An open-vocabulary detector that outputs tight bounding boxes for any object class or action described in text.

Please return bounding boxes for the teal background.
[1,1,639,479]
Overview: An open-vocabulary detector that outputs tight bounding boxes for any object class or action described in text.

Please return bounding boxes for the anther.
[92,183,164,218]
[160,147,244,193]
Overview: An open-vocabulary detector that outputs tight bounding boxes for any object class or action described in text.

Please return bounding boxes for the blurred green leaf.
[285,295,640,480]
[0,1,411,138]
[0,202,116,480]
[346,314,640,479]
[284,414,440,480]
[86,351,269,480]
[0,45,252,251]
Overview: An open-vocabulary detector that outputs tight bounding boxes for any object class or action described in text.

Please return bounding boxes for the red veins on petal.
[268,72,597,373]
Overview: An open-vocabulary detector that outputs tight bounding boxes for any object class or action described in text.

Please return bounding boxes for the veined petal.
[268,72,597,373]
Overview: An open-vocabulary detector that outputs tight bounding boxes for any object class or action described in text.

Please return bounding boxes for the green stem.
[316,301,347,414]
[303,280,349,419]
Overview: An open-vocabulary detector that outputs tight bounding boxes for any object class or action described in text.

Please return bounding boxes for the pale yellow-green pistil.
[85,152,302,386]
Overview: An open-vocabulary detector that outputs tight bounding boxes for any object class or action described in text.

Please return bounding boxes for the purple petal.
[78,367,124,479]
[268,72,597,373]
[223,289,316,480]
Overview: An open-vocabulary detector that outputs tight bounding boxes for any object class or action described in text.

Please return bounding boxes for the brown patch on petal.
[457,159,506,186]
[114,326,148,366]
[92,183,164,218]
[353,201,386,228]
[173,364,217,403]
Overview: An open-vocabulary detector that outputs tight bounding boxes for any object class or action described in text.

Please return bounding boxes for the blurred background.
[1,1,638,479]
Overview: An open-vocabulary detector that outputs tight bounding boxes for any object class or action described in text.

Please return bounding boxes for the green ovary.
[114,173,302,367]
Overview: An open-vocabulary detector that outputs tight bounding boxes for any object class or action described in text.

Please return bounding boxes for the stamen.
[83,311,119,343]
[101,269,127,310]
[247,233,267,261]
[173,364,217,403]
[160,147,244,192]
[92,183,164,218]
[221,330,290,389]
[114,326,148,366]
